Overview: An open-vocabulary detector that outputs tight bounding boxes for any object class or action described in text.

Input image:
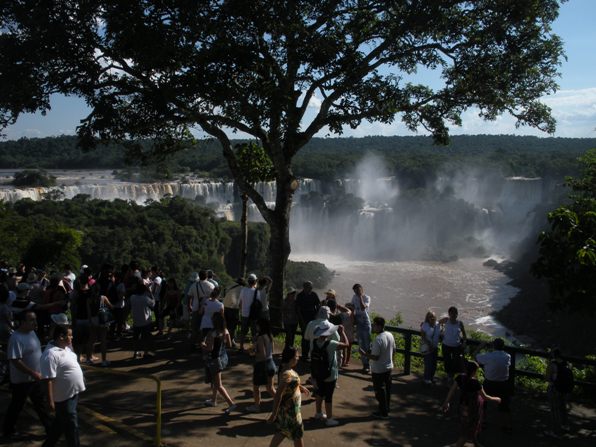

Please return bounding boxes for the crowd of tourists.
[0,262,575,446]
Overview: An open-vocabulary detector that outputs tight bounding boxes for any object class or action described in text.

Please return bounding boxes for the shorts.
[253,358,277,386]
[314,379,337,403]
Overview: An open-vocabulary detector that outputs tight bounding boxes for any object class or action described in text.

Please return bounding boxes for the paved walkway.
[1,331,595,446]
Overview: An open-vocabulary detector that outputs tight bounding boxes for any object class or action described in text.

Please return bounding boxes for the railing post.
[404,331,412,375]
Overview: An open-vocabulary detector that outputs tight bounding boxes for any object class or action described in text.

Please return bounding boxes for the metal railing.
[387,325,596,391]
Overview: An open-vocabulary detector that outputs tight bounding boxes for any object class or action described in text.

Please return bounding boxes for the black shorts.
[314,379,337,403]
[483,379,512,411]
[253,358,277,386]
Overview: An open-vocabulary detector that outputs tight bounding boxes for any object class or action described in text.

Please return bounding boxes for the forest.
[1,135,594,183]
[0,196,332,290]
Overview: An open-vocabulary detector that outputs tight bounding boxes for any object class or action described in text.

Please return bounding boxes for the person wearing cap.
[360,316,396,420]
[282,288,298,350]
[238,273,259,352]
[322,289,337,307]
[222,278,245,346]
[311,321,349,427]
[206,270,219,288]
[351,283,372,373]
[295,281,321,362]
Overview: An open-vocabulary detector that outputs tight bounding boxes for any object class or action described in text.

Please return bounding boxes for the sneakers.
[246,404,261,413]
[362,367,370,374]
[423,379,433,385]
[314,412,327,420]
[371,411,389,420]
[100,360,111,367]
[325,418,340,427]
[204,399,217,407]
[224,404,237,414]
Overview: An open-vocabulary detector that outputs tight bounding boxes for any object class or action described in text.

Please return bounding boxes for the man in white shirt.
[41,325,85,447]
[238,273,258,352]
[361,316,395,419]
[2,311,52,439]
[476,337,512,432]
[187,270,214,347]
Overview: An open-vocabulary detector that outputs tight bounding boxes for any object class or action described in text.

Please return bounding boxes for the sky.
[3,0,595,141]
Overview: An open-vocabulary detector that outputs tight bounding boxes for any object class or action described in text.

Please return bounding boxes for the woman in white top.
[439,306,467,381]
[420,311,441,384]
[200,287,224,338]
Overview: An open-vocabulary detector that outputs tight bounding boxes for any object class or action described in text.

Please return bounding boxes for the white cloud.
[322,87,596,138]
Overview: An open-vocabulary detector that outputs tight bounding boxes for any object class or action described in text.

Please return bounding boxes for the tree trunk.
[240,192,249,278]
[267,179,294,327]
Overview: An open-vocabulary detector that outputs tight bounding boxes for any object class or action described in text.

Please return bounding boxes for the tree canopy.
[0,1,566,312]
[532,149,596,313]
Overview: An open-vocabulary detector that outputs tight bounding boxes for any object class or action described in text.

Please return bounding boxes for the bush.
[12,169,56,187]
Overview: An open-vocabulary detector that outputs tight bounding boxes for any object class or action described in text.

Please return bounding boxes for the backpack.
[554,361,574,393]
[311,340,331,381]
[248,289,262,321]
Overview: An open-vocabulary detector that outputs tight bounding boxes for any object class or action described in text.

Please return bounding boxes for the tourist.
[2,311,53,439]
[202,312,235,414]
[360,316,395,419]
[187,270,214,348]
[257,276,273,321]
[247,318,277,413]
[442,360,501,447]
[222,277,245,346]
[545,348,573,438]
[200,286,224,340]
[439,306,467,381]
[311,321,349,427]
[130,280,155,359]
[420,311,441,384]
[71,273,95,364]
[475,338,512,432]
[351,283,371,373]
[41,325,85,447]
[238,273,259,352]
[267,346,309,447]
[206,269,219,288]
[281,288,298,349]
[162,278,181,336]
[295,281,320,362]
[341,303,355,367]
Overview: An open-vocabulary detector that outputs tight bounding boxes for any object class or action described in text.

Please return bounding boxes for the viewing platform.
[2,330,594,446]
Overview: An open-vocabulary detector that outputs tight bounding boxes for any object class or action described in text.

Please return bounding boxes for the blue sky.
[3,0,595,141]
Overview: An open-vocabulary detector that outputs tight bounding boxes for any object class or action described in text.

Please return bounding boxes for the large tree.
[532,149,596,313]
[0,1,564,313]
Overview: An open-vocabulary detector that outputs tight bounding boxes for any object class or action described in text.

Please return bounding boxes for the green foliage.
[533,148,596,313]
[0,197,236,286]
[0,135,590,182]
[284,261,333,290]
[234,142,275,184]
[12,169,56,187]
[22,225,82,270]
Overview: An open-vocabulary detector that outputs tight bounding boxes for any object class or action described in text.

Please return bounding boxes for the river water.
[291,253,519,338]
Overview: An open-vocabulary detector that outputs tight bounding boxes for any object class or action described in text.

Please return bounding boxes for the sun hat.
[314,320,338,338]
[50,313,70,326]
